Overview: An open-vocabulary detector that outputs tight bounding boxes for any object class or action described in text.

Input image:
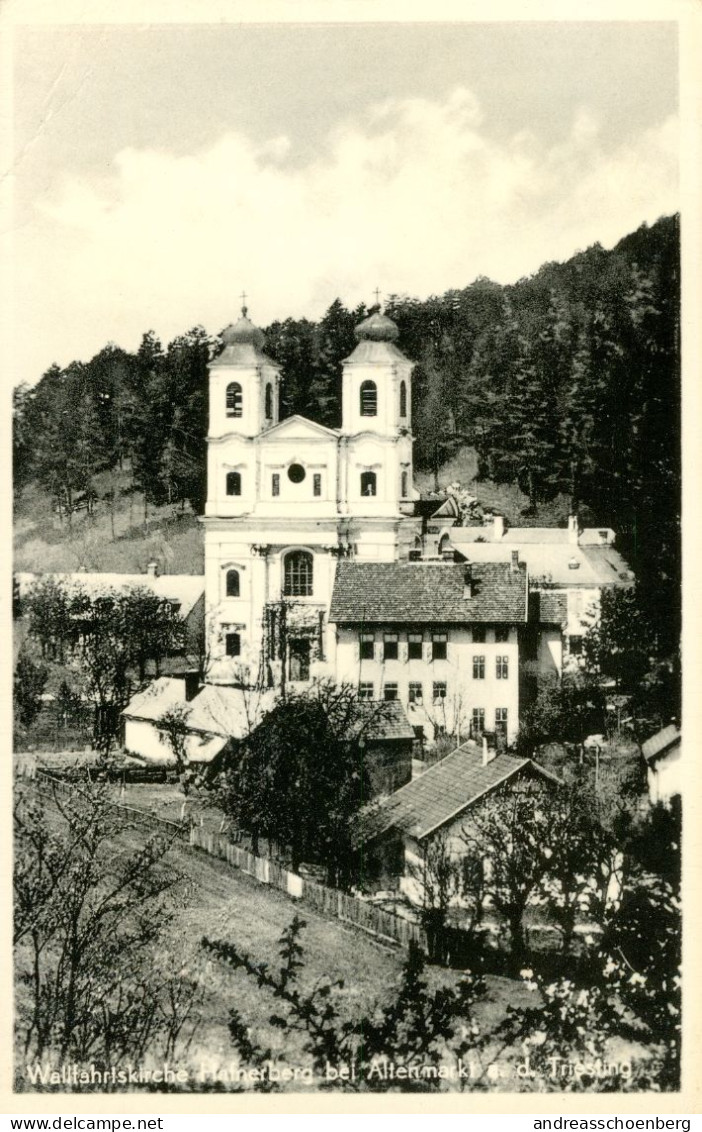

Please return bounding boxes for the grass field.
[20,781,542,1092]
[14,469,204,576]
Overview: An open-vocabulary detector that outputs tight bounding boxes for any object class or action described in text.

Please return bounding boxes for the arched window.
[361,471,377,497]
[400,380,407,418]
[401,471,408,498]
[226,569,240,597]
[360,380,377,417]
[226,471,241,496]
[284,550,313,597]
[265,383,273,419]
[226,382,243,418]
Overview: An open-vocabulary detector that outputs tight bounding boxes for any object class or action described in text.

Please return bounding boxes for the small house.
[641,724,681,805]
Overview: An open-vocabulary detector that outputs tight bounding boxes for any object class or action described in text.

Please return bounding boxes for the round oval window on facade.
[287,463,306,484]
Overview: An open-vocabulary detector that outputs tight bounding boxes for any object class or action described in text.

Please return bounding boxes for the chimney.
[567,515,580,546]
[183,670,200,702]
[463,564,473,597]
[510,550,519,574]
[146,560,159,578]
[493,514,504,540]
[482,735,497,767]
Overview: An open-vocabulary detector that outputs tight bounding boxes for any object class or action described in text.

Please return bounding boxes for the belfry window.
[265,383,273,419]
[284,550,313,597]
[360,381,377,417]
[361,471,377,497]
[225,569,240,598]
[226,383,243,418]
[401,471,409,498]
[400,380,407,418]
[226,472,241,496]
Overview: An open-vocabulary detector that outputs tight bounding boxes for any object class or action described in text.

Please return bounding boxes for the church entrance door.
[288,638,311,682]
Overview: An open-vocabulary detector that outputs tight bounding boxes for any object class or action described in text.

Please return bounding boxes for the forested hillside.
[14,215,680,648]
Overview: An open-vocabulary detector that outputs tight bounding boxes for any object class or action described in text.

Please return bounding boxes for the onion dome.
[221,305,265,350]
[354,304,399,343]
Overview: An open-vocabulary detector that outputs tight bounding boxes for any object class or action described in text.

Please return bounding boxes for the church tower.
[339,305,416,556]
[205,305,281,519]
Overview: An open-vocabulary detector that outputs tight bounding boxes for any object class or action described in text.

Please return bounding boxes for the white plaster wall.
[648,748,681,805]
[336,625,520,744]
[538,628,563,676]
[208,362,280,439]
[341,358,413,437]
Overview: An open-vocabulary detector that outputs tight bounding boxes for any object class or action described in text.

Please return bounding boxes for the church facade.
[202,304,421,692]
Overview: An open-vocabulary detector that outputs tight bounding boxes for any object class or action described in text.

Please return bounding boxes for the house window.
[472,655,485,680]
[226,383,243,418]
[384,683,399,702]
[313,473,322,497]
[496,656,509,680]
[495,708,508,734]
[569,635,584,656]
[472,626,486,643]
[433,682,447,702]
[401,471,408,498]
[358,682,374,701]
[225,569,240,598]
[495,625,510,643]
[361,471,377,497]
[272,473,280,497]
[471,708,485,737]
[400,380,407,418]
[265,384,273,419]
[360,633,375,661]
[432,634,448,661]
[408,634,423,660]
[383,634,399,661]
[408,682,423,704]
[360,380,377,416]
[284,550,313,597]
[225,632,241,657]
[226,472,241,496]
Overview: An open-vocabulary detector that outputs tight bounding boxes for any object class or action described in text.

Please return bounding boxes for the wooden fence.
[31,770,188,839]
[24,769,426,952]
[188,825,427,951]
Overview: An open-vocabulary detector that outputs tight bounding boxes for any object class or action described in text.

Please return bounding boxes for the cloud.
[19,87,678,379]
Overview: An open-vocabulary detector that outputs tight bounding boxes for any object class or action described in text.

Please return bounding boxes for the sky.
[9,20,679,387]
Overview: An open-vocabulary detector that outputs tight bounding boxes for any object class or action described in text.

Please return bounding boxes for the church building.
[203,302,420,691]
[201,301,590,749]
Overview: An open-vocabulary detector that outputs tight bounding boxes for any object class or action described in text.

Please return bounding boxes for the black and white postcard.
[3,0,700,1117]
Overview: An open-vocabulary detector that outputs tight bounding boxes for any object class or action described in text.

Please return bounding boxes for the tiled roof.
[356,742,558,843]
[448,538,633,587]
[122,677,187,723]
[533,592,568,624]
[453,525,615,546]
[641,724,681,763]
[349,700,416,742]
[122,678,275,739]
[329,561,527,625]
[16,572,204,619]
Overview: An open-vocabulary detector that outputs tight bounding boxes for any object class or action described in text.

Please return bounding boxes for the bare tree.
[14,778,202,1071]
